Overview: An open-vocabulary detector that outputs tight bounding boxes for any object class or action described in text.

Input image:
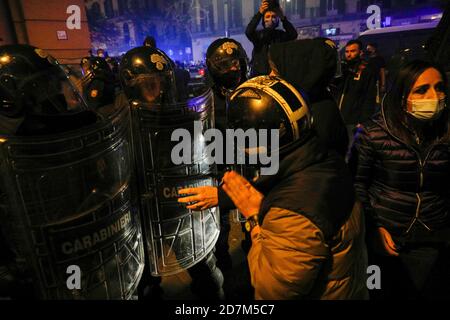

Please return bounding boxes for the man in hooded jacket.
[268,38,349,157]
[221,76,369,299]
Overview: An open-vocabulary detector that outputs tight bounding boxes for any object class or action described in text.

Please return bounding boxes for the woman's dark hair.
[385,60,448,119]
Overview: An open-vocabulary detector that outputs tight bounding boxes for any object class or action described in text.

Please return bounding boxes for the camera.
[265,0,280,9]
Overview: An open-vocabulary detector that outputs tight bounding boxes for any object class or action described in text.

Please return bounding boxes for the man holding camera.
[245,0,298,77]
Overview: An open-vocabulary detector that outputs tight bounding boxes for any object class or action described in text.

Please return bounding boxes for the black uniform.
[80,57,116,109]
[205,38,250,273]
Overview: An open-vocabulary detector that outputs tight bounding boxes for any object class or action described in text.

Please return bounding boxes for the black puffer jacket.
[350,106,450,239]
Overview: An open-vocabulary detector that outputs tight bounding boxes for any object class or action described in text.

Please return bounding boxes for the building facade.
[85,0,193,59]
[189,0,443,58]
[0,0,92,65]
[82,0,444,60]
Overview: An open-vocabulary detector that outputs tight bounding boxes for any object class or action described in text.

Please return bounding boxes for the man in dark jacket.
[246,0,297,77]
[335,40,378,146]
[268,38,349,157]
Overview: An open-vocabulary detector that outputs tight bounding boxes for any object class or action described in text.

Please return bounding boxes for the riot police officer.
[119,45,224,300]
[79,56,117,109]
[205,38,248,130]
[0,45,145,299]
[209,38,249,268]
[176,38,255,298]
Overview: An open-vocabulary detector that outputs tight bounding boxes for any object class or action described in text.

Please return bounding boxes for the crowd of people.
[175,0,450,300]
[0,0,449,300]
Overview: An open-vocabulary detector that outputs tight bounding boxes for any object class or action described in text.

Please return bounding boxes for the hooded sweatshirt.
[269,39,349,157]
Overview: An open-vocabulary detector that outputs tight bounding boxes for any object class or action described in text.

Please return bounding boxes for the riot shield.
[0,105,145,299]
[130,88,220,276]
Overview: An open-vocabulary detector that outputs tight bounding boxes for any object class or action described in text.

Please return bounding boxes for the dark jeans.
[368,242,450,300]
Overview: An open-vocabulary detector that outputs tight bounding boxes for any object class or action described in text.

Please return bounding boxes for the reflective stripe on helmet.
[230,76,310,140]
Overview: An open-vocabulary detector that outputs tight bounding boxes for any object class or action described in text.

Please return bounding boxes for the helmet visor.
[21,65,89,116]
[125,71,177,105]
[209,55,241,74]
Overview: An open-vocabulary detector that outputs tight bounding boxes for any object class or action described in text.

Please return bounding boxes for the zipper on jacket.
[405,194,421,234]
[404,144,438,233]
[419,147,435,190]
[405,193,432,234]
[418,158,424,189]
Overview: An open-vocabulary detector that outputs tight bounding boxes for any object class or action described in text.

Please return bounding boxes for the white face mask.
[407,98,446,120]
[264,17,279,29]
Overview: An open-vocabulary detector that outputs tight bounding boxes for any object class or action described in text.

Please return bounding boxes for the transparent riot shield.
[0,105,144,299]
[130,88,220,276]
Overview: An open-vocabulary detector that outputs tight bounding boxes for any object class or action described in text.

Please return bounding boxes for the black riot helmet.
[206,38,248,94]
[0,45,97,135]
[79,56,115,109]
[119,46,177,106]
[80,56,113,80]
[228,75,312,157]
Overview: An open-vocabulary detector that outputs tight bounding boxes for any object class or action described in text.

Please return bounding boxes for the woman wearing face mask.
[349,60,450,299]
